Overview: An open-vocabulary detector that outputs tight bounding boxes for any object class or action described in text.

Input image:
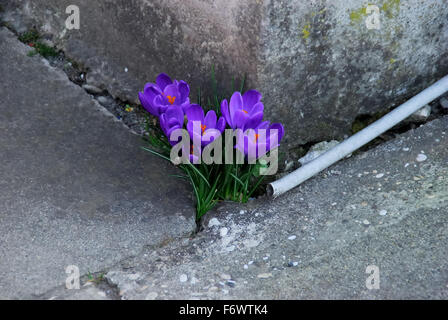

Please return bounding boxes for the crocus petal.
[165,105,184,126]
[229,92,243,126]
[158,104,168,115]
[242,90,262,109]
[248,102,264,116]
[268,123,285,142]
[204,110,217,129]
[144,83,161,95]
[178,81,190,102]
[233,109,249,129]
[143,86,161,106]
[167,118,179,127]
[244,112,263,130]
[202,128,221,146]
[220,99,232,128]
[159,113,168,135]
[153,95,169,116]
[156,73,173,91]
[186,104,204,122]
[216,117,226,133]
[186,121,202,141]
[167,125,183,144]
[139,92,157,116]
[181,100,192,113]
[235,128,249,153]
[256,121,270,130]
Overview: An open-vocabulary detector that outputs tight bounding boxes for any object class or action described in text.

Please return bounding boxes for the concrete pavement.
[0,28,196,299]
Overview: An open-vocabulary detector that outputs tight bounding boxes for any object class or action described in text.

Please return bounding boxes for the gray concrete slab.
[0,28,196,299]
[96,116,448,300]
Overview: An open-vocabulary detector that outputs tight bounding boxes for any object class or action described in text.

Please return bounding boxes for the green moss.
[33,42,59,58]
[382,0,401,18]
[27,50,38,57]
[302,23,311,39]
[19,29,59,58]
[350,7,367,23]
[18,29,40,43]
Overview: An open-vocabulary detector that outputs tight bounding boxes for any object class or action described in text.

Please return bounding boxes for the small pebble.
[97,291,106,297]
[179,274,188,282]
[145,292,158,300]
[239,210,246,215]
[243,264,248,269]
[287,261,299,267]
[375,173,384,178]
[416,154,427,162]
[288,235,297,240]
[362,219,370,225]
[208,218,220,228]
[220,274,231,280]
[220,227,228,237]
[226,280,236,288]
[379,210,387,216]
[257,273,273,279]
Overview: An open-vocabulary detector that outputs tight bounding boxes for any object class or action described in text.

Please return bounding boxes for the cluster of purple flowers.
[139,73,284,162]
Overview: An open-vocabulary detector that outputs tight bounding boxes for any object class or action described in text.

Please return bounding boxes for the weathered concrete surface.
[1,0,447,147]
[61,115,448,300]
[0,28,196,299]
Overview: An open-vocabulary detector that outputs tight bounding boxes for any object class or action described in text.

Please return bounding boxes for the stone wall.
[2,0,448,147]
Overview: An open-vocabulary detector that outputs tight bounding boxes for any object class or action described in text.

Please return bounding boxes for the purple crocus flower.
[159,105,185,146]
[139,73,191,117]
[235,121,285,161]
[221,90,264,130]
[186,104,226,146]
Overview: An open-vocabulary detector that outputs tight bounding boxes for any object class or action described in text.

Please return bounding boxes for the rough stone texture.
[68,115,447,300]
[1,0,447,147]
[0,28,196,299]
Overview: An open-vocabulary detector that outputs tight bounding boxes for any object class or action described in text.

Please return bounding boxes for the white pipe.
[268,75,448,198]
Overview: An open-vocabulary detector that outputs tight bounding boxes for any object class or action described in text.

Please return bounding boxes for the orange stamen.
[167,95,176,104]
[201,124,207,134]
[254,133,260,142]
[243,109,248,114]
